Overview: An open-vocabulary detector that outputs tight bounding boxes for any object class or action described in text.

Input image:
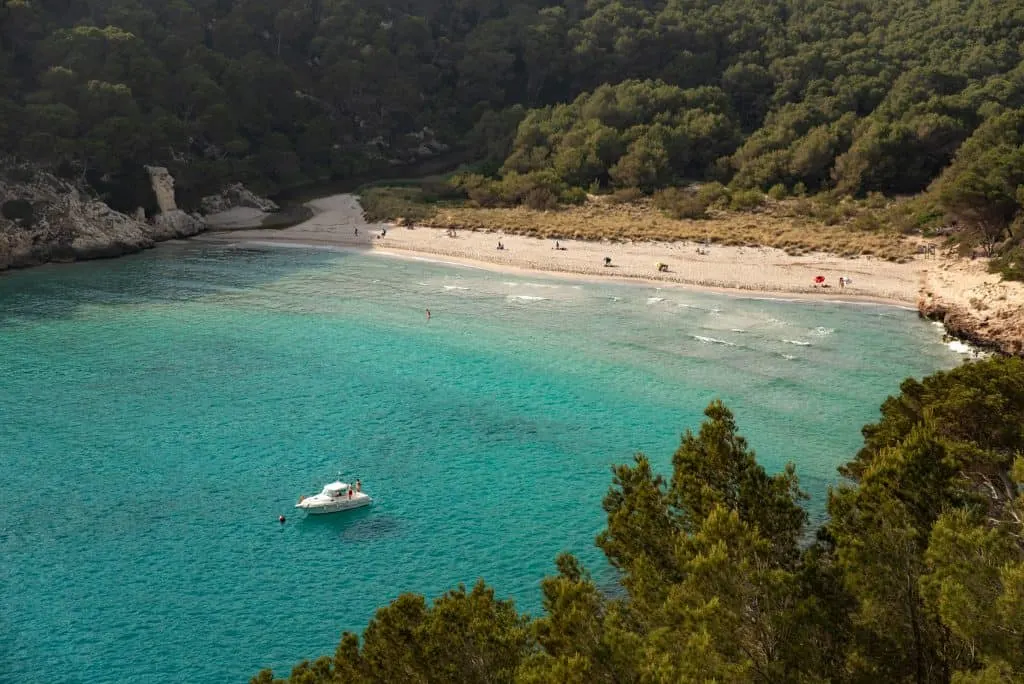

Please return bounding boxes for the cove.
[0,242,960,683]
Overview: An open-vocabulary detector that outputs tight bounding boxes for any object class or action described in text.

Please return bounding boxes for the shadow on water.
[295,506,403,543]
[0,242,364,326]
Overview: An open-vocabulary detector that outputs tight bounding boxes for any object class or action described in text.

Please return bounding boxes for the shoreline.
[215,236,915,308]
[198,193,1024,355]
[199,193,924,307]
[373,245,916,308]
[13,189,1016,354]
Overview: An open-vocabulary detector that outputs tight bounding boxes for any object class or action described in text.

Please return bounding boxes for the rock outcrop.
[145,166,178,213]
[1,162,207,271]
[200,183,279,215]
[919,262,1024,356]
[919,298,1024,357]
[149,209,207,240]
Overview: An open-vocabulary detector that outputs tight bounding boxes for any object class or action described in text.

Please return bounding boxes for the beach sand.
[195,193,1024,351]
[199,194,930,306]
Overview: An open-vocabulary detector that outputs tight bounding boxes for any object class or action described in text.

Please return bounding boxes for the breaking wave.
[692,335,737,347]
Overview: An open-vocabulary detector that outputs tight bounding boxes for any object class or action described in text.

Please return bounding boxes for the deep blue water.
[0,243,961,683]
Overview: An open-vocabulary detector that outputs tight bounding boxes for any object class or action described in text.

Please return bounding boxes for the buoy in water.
[278,515,286,524]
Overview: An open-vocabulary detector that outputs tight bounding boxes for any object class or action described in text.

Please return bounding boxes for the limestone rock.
[148,209,207,240]
[918,296,1024,357]
[145,166,178,213]
[200,183,279,214]
[0,161,207,271]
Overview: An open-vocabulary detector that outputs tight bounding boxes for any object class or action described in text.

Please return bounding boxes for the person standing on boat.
[356,479,362,493]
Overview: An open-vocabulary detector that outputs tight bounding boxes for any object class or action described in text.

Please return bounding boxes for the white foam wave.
[730,328,746,333]
[692,335,737,347]
[781,353,796,360]
[647,297,665,304]
[811,327,835,336]
[782,339,812,346]
[443,285,470,291]
[947,340,979,355]
[507,295,547,302]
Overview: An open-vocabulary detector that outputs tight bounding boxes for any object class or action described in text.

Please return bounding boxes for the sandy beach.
[203,194,925,304]
[200,193,1024,351]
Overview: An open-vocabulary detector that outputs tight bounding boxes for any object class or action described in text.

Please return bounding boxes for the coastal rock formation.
[145,166,178,213]
[919,262,1024,356]
[200,183,279,215]
[0,162,207,271]
[149,209,207,240]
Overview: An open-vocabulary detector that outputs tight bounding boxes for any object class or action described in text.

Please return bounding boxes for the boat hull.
[301,498,372,515]
[295,490,373,515]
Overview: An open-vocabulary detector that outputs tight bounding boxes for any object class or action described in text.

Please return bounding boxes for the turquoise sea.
[0,243,961,683]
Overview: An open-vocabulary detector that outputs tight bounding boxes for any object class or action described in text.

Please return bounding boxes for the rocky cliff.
[0,163,206,271]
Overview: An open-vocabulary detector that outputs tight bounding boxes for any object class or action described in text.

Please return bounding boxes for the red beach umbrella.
[814,275,826,284]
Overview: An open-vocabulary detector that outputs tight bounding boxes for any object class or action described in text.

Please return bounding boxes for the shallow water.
[0,243,961,683]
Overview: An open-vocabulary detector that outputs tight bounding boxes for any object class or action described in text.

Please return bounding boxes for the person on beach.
[426,308,431,321]
[354,227,358,236]
[554,241,559,250]
[839,276,845,288]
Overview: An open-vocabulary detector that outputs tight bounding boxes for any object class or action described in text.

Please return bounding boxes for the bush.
[792,182,808,197]
[729,189,765,211]
[560,186,588,205]
[358,187,437,222]
[1,198,34,225]
[865,191,887,209]
[467,183,502,207]
[420,178,467,202]
[851,213,883,232]
[768,183,788,200]
[653,187,710,219]
[990,244,1024,281]
[451,173,502,207]
[525,187,558,210]
[696,182,730,208]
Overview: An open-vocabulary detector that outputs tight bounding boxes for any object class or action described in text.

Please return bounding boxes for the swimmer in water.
[426,308,431,321]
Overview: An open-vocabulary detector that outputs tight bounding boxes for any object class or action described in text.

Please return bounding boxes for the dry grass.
[420,199,918,261]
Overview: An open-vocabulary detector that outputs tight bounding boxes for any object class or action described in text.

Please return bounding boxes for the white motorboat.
[295,480,372,515]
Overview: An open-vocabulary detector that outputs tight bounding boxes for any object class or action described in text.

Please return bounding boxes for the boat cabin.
[323,481,350,498]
